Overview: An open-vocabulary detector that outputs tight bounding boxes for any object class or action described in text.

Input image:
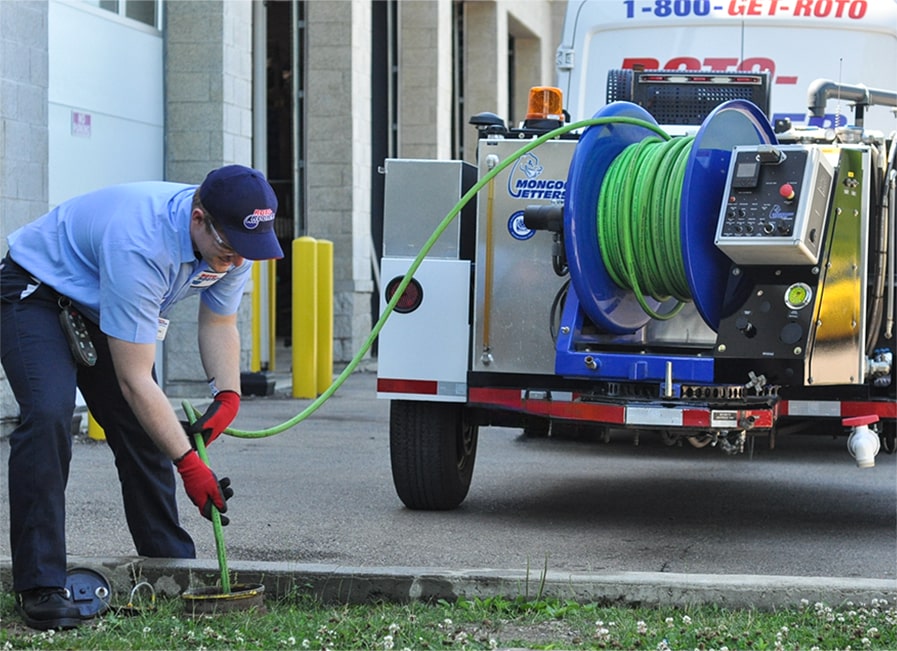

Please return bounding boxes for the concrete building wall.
[162,0,257,396]
[397,0,454,160]
[0,0,49,434]
[305,0,374,363]
[461,0,565,164]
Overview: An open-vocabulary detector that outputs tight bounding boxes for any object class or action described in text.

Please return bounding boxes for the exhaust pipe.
[843,415,881,468]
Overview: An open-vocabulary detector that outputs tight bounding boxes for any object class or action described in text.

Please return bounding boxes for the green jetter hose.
[182,114,675,442]
[183,402,231,594]
[597,134,695,320]
[178,114,711,589]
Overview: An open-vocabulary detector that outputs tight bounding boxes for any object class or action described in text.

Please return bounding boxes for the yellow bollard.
[250,259,279,372]
[292,237,318,398]
[87,411,105,441]
[315,240,334,394]
[250,261,263,373]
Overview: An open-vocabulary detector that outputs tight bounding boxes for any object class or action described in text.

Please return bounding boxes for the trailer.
[376,0,896,509]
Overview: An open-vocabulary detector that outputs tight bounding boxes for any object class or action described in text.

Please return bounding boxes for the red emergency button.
[779,183,795,201]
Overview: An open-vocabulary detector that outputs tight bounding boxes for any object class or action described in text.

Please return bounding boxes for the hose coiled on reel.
[597,135,695,320]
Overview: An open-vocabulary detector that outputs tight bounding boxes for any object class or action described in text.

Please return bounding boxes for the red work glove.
[174,450,233,525]
[188,390,240,447]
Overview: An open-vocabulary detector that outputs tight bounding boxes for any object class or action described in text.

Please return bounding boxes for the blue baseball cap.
[199,165,284,260]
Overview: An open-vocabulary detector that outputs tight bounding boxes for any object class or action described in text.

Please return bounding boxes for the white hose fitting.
[843,415,881,468]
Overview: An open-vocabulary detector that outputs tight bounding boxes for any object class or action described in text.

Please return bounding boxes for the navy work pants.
[1,257,195,593]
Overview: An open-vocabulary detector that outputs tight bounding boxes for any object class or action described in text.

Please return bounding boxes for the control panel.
[714,266,821,385]
[714,145,834,265]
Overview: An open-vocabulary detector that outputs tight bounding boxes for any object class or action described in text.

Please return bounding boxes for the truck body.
[376,0,896,509]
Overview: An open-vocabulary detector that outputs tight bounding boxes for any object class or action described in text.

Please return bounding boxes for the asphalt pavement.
[1,361,895,611]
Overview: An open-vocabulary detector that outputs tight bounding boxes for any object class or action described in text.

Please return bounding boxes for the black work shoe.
[15,588,81,631]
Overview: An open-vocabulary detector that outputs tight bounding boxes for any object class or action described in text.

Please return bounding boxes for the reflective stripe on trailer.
[468,387,775,429]
[377,378,467,399]
[780,400,897,420]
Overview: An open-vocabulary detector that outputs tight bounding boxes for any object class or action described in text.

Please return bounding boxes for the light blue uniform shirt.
[7,181,252,344]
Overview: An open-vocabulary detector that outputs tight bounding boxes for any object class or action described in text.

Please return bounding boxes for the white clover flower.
[389,622,401,635]
[382,634,395,650]
[286,635,296,645]
[665,616,675,627]
[637,620,648,634]
[488,639,498,649]
[800,598,810,608]
[682,614,692,625]
[143,626,151,634]
[861,638,871,647]
[302,638,310,648]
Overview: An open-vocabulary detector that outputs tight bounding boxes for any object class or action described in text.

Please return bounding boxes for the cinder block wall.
[397,0,454,160]
[305,0,374,363]
[0,0,49,433]
[162,0,255,396]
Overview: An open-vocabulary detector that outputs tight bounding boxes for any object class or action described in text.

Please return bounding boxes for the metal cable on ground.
[182,114,671,439]
[597,135,695,320]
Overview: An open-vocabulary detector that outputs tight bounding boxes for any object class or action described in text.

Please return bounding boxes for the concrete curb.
[2,556,895,611]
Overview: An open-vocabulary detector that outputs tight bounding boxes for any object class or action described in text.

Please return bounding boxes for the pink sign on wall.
[71,111,91,137]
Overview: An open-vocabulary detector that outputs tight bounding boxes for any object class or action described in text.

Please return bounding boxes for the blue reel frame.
[558,100,777,383]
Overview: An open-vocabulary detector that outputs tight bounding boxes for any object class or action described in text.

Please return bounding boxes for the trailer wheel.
[389,400,478,510]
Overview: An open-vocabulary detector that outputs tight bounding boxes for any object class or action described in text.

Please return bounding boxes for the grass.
[1,590,895,650]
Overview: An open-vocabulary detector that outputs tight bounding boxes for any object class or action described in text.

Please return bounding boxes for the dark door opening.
[266,0,305,344]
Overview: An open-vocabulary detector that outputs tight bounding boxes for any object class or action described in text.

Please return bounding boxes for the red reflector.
[385,276,423,314]
[377,378,438,395]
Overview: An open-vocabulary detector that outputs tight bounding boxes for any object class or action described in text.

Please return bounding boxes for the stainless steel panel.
[808,146,868,385]
[382,159,475,259]
[472,139,575,374]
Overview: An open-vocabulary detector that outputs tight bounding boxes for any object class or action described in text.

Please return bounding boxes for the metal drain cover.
[65,567,111,619]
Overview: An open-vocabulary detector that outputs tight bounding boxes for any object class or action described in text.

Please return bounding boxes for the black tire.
[389,400,478,510]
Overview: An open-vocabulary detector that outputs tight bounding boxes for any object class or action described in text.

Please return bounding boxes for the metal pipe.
[807,78,897,118]
[886,167,896,340]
